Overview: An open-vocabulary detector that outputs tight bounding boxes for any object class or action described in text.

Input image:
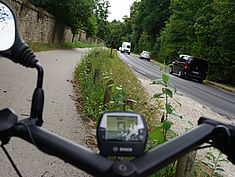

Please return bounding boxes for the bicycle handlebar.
[0,1,234,176]
[3,112,233,177]
[13,120,114,177]
[131,122,214,176]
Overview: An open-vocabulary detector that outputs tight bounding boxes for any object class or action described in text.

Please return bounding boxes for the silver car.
[140,51,151,61]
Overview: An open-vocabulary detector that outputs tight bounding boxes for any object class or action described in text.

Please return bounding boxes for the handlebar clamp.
[199,117,235,165]
[111,161,136,177]
[212,125,235,164]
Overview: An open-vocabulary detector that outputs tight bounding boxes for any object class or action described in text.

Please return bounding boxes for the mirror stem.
[30,62,44,126]
[35,62,44,88]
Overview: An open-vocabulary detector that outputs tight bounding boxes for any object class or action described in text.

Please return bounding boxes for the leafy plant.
[147,63,181,176]
[151,64,181,121]
[193,148,228,177]
[104,84,133,111]
[203,148,228,177]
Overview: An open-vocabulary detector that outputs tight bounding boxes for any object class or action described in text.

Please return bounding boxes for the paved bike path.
[0,49,91,177]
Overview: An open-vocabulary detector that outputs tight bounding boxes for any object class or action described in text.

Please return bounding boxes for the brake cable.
[1,145,23,177]
[0,121,39,177]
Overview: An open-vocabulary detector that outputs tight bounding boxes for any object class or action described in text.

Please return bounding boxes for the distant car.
[140,51,151,61]
[169,54,208,83]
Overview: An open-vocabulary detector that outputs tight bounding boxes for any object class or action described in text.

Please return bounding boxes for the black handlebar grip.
[11,42,38,68]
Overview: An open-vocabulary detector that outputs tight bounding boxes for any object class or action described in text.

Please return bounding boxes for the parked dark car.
[169,54,208,83]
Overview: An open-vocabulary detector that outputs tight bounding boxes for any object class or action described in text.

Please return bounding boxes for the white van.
[121,42,131,55]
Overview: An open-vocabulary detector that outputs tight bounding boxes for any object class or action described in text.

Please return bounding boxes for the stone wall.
[2,0,103,44]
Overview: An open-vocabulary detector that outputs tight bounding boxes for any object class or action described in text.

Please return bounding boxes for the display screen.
[97,112,147,156]
[105,115,139,141]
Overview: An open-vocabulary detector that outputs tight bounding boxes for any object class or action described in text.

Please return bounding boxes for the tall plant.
[148,64,181,176]
[151,64,181,139]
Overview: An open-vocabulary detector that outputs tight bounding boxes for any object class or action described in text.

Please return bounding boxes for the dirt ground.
[135,72,235,177]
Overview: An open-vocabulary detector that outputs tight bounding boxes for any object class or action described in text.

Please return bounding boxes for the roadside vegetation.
[74,49,227,176]
[75,48,160,129]
[63,41,105,48]
[28,41,105,52]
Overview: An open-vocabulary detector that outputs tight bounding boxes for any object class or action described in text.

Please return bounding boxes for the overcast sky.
[107,0,136,22]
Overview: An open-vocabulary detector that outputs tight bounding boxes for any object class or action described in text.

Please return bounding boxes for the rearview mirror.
[0,1,37,68]
[0,2,15,51]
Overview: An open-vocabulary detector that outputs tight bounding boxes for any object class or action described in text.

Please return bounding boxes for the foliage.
[83,14,98,36]
[138,31,151,52]
[147,64,180,177]
[140,0,171,48]
[29,0,95,36]
[28,40,105,52]
[129,1,142,52]
[203,148,227,177]
[107,20,124,48]
[158,0,235,84]
[94,0,110,41]
[151,64,180,121]
[27,42,59,52]
[193,0,235,84]
[106,0,235,85]
[193,148,228,177]
[63,41,105,48]
[75,49,159,124]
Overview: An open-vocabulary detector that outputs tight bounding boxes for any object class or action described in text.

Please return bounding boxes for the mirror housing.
[0,1,44,125]
[0,2,15,51]
[0,1,37,68]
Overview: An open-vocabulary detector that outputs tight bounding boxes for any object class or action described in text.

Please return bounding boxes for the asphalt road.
[118,52,235,120]
[0,49,90,177]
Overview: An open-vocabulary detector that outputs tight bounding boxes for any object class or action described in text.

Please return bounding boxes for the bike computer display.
[97,111,148,156]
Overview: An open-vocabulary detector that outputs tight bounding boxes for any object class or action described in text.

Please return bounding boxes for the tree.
[107,20,123,48]
[94,0,110,41]
[30,0,95,39]
[158,0,235,84]
[128,0,171,53]
[141,0,171,48]
[83,14,98,36]
[194,0,235,84]
[130,1,142,52]
[158,0,208,63]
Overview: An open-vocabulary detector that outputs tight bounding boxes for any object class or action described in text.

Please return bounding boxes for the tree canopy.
[30,0,95,36]
[106,0,235,85]
[29,0,110,39]
[93,0,110,41]
[29,0,235,84]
